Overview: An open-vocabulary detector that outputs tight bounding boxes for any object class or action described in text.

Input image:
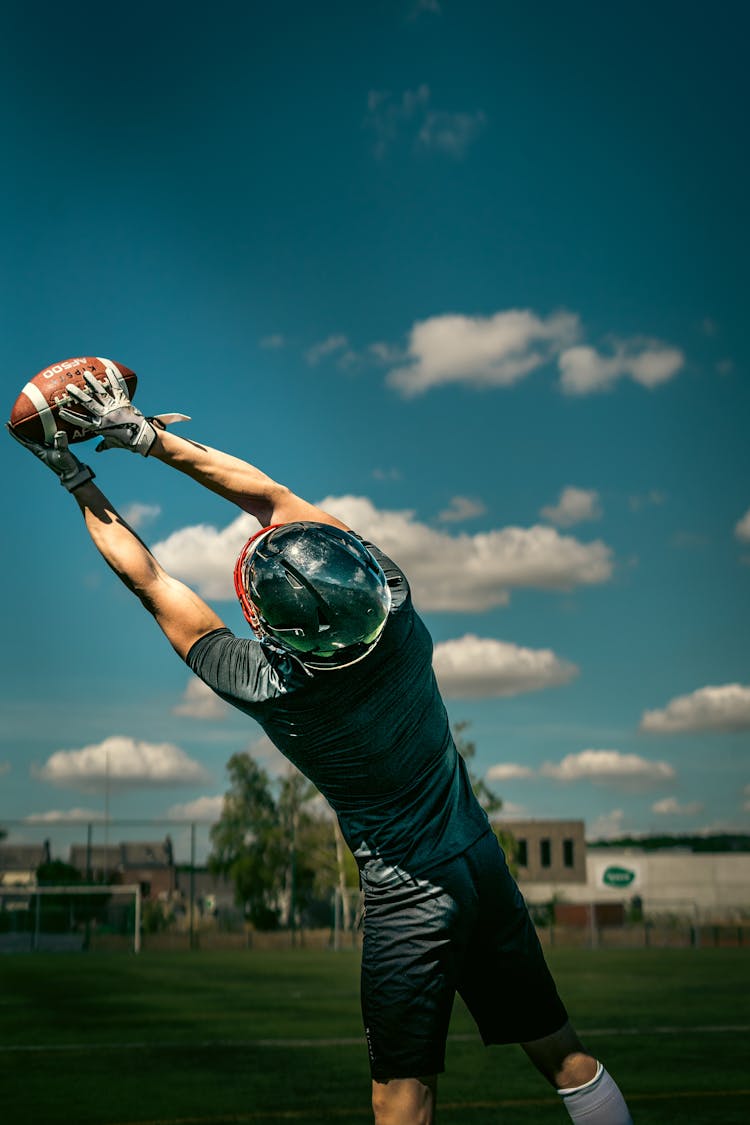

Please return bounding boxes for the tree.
[36,860,81,885]
[276,767,320,932]
[209,753,286,929]
[209,753,336,931]
[452,721,518,874]
[276,768,361,933]
[299,811,360,933]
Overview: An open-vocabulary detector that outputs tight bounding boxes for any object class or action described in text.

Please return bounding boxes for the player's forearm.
[148,429,287,525]
[72,481,166,604]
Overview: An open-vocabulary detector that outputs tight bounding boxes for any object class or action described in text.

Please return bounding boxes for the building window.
[516,839,528,867]
[563,838,575,868]
[540,839,551,868]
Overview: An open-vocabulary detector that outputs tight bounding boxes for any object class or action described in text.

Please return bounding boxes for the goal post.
[0,883,142,954]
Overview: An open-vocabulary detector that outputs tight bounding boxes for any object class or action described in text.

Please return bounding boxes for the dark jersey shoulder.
[186,538,488,875]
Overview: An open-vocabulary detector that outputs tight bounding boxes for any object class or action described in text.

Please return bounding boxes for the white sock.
[558,1062,633,1124]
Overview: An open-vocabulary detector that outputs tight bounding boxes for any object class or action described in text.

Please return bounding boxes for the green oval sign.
[602,865,636,888]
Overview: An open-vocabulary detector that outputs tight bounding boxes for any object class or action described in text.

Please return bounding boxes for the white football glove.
[58,368,190,455]
[7,425,95,492]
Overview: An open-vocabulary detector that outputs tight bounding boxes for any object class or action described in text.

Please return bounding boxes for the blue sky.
[1,0,748,858]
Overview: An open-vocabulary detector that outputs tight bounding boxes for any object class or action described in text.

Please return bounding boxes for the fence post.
[333,888,341,952]
[189,823,196,951]
[84,822,93,952]
[32,891,41,952]
[589,903,598,950]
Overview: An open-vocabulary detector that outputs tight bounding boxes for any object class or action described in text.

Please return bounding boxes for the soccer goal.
[0,884,142,954]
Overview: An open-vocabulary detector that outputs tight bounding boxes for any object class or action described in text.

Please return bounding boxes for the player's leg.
[522,1021,633,1124]
[456,832,570,1046]
[371,1075,437,1125]
[454,834,633,1122]
[453,833,630,1120]
[359,856,469,1124]
[521,1018,596,1086]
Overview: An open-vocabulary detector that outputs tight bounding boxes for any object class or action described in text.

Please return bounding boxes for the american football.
[8,357,137,444]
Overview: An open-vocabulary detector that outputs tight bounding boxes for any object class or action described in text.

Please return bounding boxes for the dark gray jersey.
[186,542,489,877]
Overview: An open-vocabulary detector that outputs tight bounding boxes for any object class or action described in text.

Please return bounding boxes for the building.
[68,838,177,900]
[578,850,749,920]
[498,820,750,921]
[68,844,121,882]
[502,819,586,884]
[0,841,51,886]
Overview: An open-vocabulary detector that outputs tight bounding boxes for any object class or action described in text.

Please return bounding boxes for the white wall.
[519,850,750,918]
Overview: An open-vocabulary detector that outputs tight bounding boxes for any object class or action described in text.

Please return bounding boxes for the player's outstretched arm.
[60,368,348,530]
[148,428,349,529]
[72,478,225,659]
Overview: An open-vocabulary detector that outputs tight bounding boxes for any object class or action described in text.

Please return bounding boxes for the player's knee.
[553,1049,599,1090]
[521,1021,596,1088]
[371,1077,435,1125]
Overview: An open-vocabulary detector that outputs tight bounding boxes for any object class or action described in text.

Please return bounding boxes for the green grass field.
[1,948,748,1124]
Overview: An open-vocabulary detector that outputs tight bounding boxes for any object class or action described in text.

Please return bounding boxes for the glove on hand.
[58,369,190,455]
[7,425,95,492]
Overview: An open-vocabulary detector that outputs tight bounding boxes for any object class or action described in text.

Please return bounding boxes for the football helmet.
[234,522,392,669]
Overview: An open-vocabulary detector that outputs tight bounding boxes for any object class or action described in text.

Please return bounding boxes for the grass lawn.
[1,947,748,1123]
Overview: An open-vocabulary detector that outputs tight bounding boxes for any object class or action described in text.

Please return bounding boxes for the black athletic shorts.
[359,830,568,1080]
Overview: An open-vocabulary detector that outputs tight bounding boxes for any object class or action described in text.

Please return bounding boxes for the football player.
[9,371,632,1125]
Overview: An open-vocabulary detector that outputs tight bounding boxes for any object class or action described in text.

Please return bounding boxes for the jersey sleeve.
[185,627,280,705]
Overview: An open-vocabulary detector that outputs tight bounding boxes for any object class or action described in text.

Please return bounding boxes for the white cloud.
[588,809,627,840]
[336,348,361,371]
[433,635,578,699]
[735,508,750,542]
[629,489,667,513]
[671,530,709,550]
[259,334,285,350]
[437,496,486,523]
[418,110,486,157]
[369,341,405,365]
[540,487,602,528]
[173,678,230,720]
[305,335,349,366]
[486,763,535,781]
[365,84,431,158]
[121,502,161,530]
[387,309,580,397]
[558,340,684,395]
[153,495,614,610]
[539,749,675,786]
[640,684,750,734]
[23,808,107,823]
[366,84,484,160]
[167,795,225,821]
[153,511,258,600]
[36,736,210,792]
[651,797,705,816]
[371,467,402,482]
[321,495,614,610]
[248,734,286,776]
[493,801,528,818]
